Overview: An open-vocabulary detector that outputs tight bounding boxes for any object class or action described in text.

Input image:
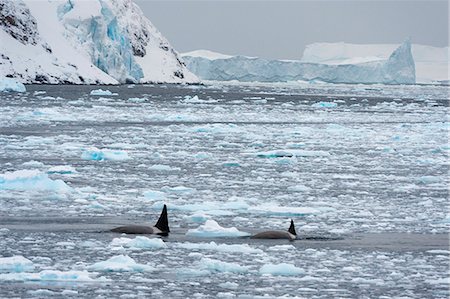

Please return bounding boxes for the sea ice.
[143,190,167,200]
[198,258,248,273]
[149,164,180,171]
[0,169,71,193]
[186,220,251,237]
[89,89,118,96]
[47,165,77,174]
[259,263,304,276]
[87,255,154,272]
[176,241,263,254]
[0,78,26,92]
[110,237,167,250]
[249,204,319,216]
[254,149,330,158]
[311,101,338,108]
[0,270,95,282]
[0,256,34,273]
[81,148,130,161]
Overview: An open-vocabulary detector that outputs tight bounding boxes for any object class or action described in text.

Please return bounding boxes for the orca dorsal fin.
[154,204,170,233]
[288,219,296,236]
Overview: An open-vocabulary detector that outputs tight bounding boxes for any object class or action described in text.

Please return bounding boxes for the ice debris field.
[0,82,449,298]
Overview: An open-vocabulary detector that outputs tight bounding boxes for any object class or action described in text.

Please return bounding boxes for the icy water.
[0,83,449,298]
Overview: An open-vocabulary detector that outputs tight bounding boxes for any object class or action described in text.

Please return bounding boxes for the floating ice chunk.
[311,101,338,108]
[22,161,45,168]
[89,89,117,96]
[287,185,311,192]
[127,97,147,103]
[149,164,180,171]
[0,78,26,92]
[254,149,330,158]
[183,95,218,104]
[81,148,130,161]
[143,190,167,201]
[162,185,195,194]
[0,170,71,193]
[88,255,154,272]
[417,176,441,184]
[183,213,211,223]
[47,165,77,175]
[110,237,167,250]
[222,161,241,167]
[267,245,296,251]
[0,256,34,273]
[0,270,95,282]
[177,241,263,254]
[426,250,450,255]
[199,258,248,273]
[259,263,304,276]
[186,220,250,238]
[249,204,319,216]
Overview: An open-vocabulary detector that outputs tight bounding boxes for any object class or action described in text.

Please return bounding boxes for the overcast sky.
[135,0,449,60]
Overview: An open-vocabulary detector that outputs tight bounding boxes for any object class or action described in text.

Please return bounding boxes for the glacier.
[0,0,198,84]
[181,40,416,84]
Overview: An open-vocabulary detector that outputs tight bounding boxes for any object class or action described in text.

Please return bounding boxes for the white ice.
[0,169,71,193]
[0,78,26,92]
[186,220,250,237]
[87,255,154,272]
[259,263,304,276]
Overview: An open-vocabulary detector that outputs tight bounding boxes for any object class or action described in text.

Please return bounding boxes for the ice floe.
[311,101,338,108]
[0,170,71,193]
[90,89,118,96]
[143,190,167,201]
[198,258,248,273]
[88,255,154,272]
[176,242,263,254]
[186,220,250,237]
[254,149,330,158]
[47,165,77,174]
[259,263,304,276]
[110,237,167,250]
[81,148,130,161]
[0,256,35,273]
[0,270,95,282]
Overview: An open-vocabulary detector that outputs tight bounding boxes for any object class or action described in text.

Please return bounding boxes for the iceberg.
[301,42,448,84]
[259,263,304,276]
[186,220,250,238]
[81,148,130,161]
[182,40,416,84]
[0,169,72,193]
[0,78,26,92]
[0,0,199,84]
[110,237,167,250]
[87,255,154,272]
[0,256,35,273]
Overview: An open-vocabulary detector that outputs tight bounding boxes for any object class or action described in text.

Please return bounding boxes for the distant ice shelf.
[181,40,416,85]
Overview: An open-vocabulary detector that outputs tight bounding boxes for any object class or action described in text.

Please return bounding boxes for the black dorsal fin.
[288,219,296,236]
[154,204,170,233]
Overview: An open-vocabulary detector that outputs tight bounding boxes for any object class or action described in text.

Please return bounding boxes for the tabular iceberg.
[182,40,416,85]
[0,0,198,84]
[301,42,448,84]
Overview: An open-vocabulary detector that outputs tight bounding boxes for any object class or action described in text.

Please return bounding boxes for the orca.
[251,219,297,240]
[111,204,170,236]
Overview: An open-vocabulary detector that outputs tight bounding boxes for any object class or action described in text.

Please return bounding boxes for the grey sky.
[135,0,449,60]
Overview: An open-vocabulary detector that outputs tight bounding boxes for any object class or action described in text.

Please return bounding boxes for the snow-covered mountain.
[182,41,416,85]
[0,0,199,84]
[301,42,448,84]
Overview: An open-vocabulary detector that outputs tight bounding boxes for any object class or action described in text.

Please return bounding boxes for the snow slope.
[0,0,198,84]
[182,41,416,84]
[301,42,448,84]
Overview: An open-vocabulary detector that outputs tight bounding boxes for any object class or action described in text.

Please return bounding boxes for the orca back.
[154,204,170,233]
